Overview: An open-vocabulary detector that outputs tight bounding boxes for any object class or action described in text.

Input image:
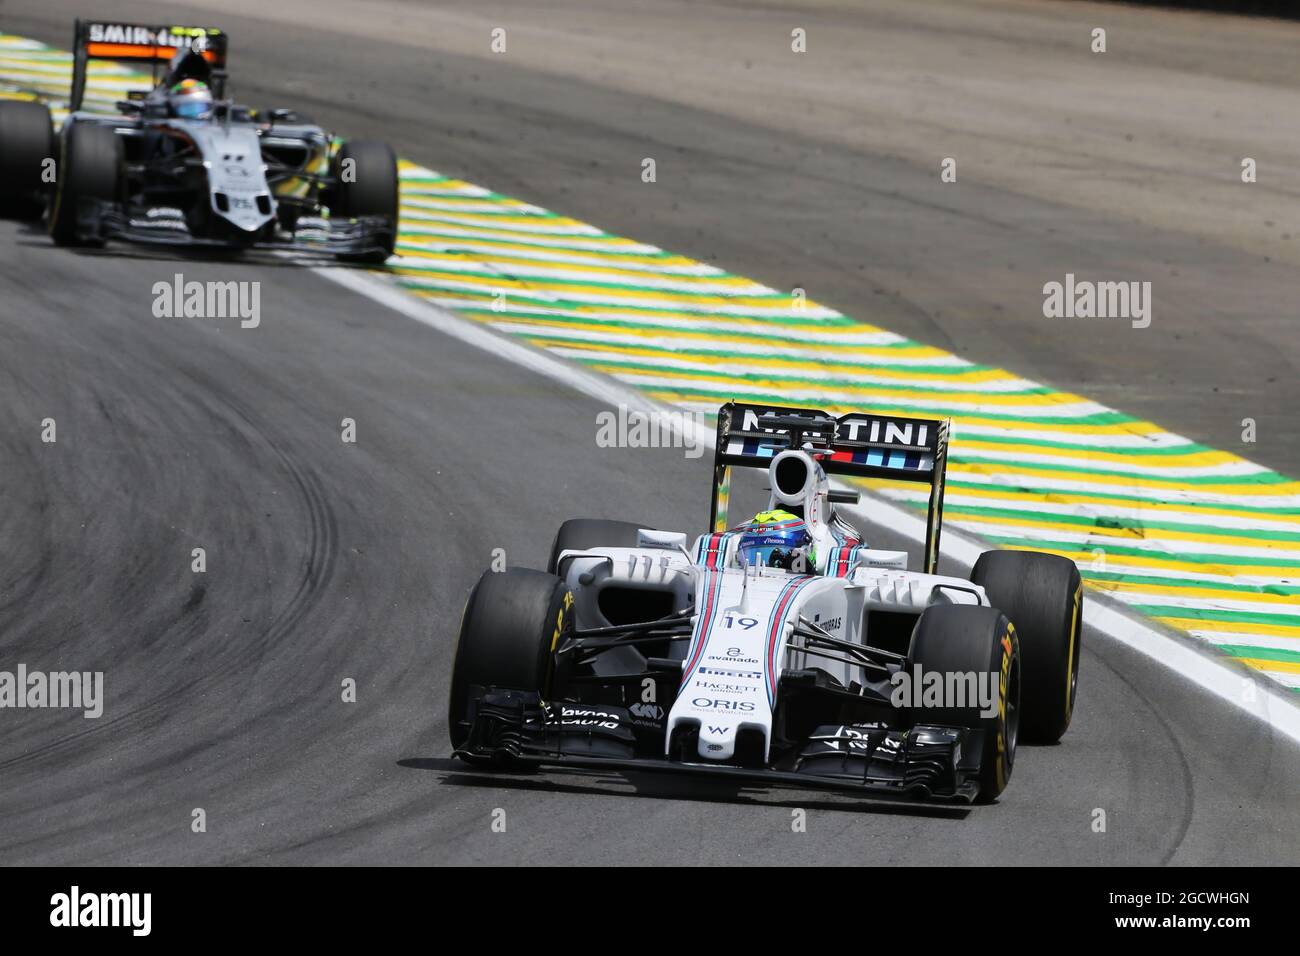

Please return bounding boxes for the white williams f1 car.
[448,403,1083,803]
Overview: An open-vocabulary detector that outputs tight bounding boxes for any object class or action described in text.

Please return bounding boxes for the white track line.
[316,265,1300,748]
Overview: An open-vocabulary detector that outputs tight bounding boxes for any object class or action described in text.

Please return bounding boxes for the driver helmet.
[169,78,213,120]
[736,509,817,573]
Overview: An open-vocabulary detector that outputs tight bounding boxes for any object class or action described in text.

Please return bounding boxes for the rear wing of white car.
[709,402,950,574]
[69,19,229,111]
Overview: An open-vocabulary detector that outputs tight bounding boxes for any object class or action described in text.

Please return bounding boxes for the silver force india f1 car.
[449,403,1084,804]
[0,20,397,261]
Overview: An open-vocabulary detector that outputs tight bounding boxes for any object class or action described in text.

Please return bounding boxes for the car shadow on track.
[398,757,973,820]
[9,223,386,270]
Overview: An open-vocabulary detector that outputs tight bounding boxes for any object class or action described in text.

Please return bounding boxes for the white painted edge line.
[316,264,1300,748]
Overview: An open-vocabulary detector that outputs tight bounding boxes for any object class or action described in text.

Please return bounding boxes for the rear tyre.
[330,139,398,264]
[447,567,573,754]
[0,100,54,220]
[48,122,122,247]
[908,604,1020,803]
[971,550,1082,744]
[546,518,654,575]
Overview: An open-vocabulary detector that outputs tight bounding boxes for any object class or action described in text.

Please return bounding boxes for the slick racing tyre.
[330,139,398,264]
[971,550,1083,745]
[908,604,1020,803]
[546,518,655,575]
[448,568,573,752]
[48,122,122,247]
[0,99,54,221]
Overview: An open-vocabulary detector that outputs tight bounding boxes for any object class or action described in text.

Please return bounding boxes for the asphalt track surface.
[0,0,1297,864]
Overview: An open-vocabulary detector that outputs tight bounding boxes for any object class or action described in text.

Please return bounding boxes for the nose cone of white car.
[669,570,811,762]
[183,122,276,232]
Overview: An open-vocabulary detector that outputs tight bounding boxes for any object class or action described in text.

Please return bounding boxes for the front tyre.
[908,604,1020,803]
[330,139,398,264]
[0,100,54,221]
[48,122,122,247]
[447,567,573,753]
[971,550,1082,744]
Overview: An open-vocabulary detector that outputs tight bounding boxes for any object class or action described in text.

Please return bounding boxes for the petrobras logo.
[812,613,843,633]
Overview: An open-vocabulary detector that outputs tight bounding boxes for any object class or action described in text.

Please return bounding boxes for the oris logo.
[692,698,755,712]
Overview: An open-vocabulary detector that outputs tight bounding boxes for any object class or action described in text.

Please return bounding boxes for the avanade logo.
[50,886,151,937]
